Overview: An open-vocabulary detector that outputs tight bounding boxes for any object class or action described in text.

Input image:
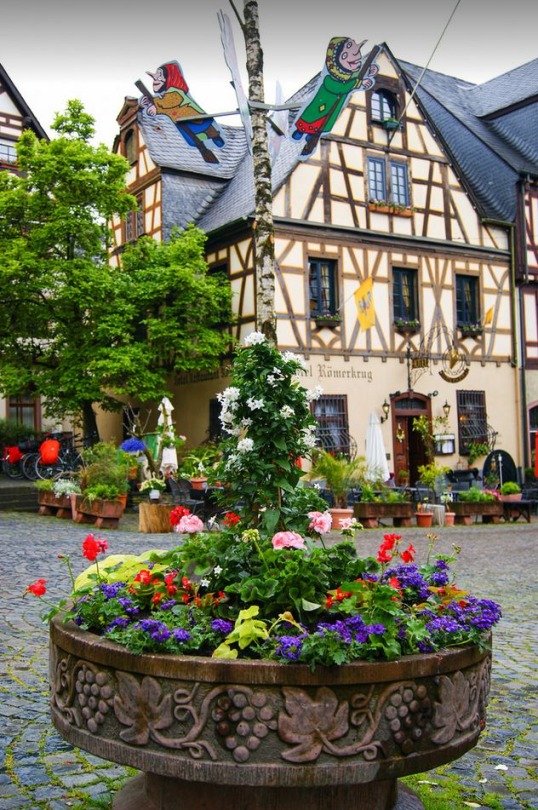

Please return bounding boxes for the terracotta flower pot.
[50,617,492,810]
[415,511,434,528]
[444,511,456,526]
[329,507,354,529]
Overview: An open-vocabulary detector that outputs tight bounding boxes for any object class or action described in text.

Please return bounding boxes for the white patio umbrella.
[157,396,179,474]
[365,411,390,483]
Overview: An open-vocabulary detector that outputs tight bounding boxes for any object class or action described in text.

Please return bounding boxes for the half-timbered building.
[111,45,538,482]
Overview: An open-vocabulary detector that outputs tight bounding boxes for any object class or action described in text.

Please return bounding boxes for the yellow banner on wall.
[483,306,494,325]
[354,277,375,330]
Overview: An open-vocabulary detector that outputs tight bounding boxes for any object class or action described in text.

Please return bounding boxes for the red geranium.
[400,543,416,563]
[223,512,241,527]
[27,578,47,597]
[82,534,109,562]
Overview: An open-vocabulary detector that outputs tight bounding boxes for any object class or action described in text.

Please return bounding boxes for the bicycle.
[33,432,96,480]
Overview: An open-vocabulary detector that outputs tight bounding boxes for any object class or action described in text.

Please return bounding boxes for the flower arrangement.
[139,477,167,493]
[27,524,501,668]
[26,335,501,669]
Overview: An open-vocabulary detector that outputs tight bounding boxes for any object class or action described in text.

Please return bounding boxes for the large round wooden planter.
[50,617,492,810]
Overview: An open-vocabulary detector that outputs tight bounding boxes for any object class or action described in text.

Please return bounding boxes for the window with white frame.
[371,89,398,123]
[368,156,410,206]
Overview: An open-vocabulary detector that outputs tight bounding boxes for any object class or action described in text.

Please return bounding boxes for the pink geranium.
[271,531,305,549]
[176,514,205,534]
[308,510,333,534]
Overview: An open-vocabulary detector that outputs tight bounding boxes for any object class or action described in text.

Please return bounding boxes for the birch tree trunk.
[242,0,277,344]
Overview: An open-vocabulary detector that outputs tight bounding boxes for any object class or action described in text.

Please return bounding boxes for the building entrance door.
[391,393,431,486]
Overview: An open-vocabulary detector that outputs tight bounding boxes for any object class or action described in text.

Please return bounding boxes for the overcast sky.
[2,0,537,146]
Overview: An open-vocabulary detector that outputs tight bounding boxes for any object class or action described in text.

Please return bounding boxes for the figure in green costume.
[292,37,378,158]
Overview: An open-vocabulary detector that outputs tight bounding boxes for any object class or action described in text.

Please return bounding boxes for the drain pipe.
[481,215,523,471]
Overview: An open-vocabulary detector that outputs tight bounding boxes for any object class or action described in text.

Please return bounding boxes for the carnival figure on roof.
[139,60,225,165]
[292,37,378,158]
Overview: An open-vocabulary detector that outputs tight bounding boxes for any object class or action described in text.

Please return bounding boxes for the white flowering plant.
[213,333,320,535]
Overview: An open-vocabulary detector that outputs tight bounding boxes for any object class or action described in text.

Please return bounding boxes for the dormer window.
[371,89,398,123]
[124,130,137,164]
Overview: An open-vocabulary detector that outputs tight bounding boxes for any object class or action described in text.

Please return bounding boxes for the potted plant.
[440,491,456,526]
[452,489,503,525]
[29,336,500,810]
[307,449,365,525]
[499,481,522,502]
[140,476,167,502]
[74,442,130,528]
[354,485,413,528]
[417,461,450,493]
[179,443,221,489]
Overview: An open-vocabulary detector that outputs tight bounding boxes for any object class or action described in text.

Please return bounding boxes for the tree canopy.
[0,101,233,435]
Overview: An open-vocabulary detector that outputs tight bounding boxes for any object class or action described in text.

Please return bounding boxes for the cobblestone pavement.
[0,509,536,809]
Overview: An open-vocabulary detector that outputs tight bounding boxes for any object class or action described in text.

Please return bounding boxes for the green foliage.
[467,441,490,466]
[457,488,496,502]
[308,449,366,507]
[0,102,233,433]
[0,418,30,446]
[499,480,521,495]
[179,442,221,478]
[34,478,53,491]
[412,414,450,462]
[79,441,129,496]
[417,462,450,491]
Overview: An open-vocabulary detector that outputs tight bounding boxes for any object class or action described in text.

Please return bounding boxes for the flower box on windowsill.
[459,325,484,339]
[394,319,420,336]
[368,202,413,217]
[313,315,341,329]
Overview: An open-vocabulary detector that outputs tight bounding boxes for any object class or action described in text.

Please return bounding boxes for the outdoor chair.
[167,477,205,516]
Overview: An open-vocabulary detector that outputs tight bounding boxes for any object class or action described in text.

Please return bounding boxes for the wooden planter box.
[73,495,125,529]
[37,490,73,520]
[50,616,492,810]
[452,501,503,525]
[354,501,414,528]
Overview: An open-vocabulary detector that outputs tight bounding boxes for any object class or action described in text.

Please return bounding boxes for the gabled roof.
[135,48,538,234]
[0,63,48,140]
[398,55,538,221]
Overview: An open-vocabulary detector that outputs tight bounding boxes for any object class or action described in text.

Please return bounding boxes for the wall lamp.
[380,399,390,423]
[442,400,451,418]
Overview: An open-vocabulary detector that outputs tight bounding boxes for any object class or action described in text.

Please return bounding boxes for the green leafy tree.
[0,101,233,435]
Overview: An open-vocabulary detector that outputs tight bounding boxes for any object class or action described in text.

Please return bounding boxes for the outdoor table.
[502,499,534,523]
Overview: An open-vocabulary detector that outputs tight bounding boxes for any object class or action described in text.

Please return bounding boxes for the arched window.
[371,89,398,123]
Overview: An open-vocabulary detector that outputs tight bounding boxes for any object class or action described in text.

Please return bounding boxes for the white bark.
[242,0,277,343]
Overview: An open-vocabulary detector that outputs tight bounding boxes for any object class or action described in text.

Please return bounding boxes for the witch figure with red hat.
[139,60,225,165]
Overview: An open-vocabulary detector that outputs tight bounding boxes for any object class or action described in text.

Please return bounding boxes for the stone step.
[0,484,38,512]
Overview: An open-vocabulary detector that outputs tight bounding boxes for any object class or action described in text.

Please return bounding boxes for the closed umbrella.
[157,396,178,474]
[365,411,390,483]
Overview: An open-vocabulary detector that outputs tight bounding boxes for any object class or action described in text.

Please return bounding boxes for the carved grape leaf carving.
[431,671,471,744]
[114,672,174,744]
[278,686,349,762]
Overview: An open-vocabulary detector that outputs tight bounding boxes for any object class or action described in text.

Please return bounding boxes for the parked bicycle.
[33,432,97,480]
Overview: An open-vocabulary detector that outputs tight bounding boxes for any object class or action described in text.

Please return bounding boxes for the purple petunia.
[211,619,234,635]
[106,616,131,632]
[173,628,192,643]
[275,634,307,661]
[100,582,126,600]
[136,619,171,642]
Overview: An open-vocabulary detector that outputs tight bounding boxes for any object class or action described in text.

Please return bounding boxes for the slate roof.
[0,63,48,141]
[139,49,538,234]
[398,55,538,222]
